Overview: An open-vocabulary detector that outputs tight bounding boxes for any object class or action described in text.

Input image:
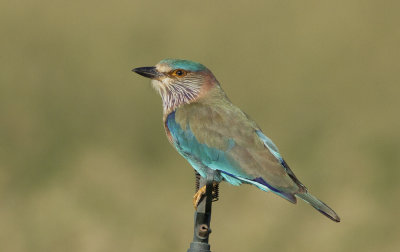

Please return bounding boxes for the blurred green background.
[1,0,399,251]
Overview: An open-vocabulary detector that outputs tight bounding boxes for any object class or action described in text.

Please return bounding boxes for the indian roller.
[132,59,340,222]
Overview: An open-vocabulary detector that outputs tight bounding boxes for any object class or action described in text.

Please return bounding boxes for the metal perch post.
[187,169,218,252]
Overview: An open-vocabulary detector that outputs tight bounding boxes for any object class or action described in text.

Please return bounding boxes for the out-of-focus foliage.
[1,1,399,251]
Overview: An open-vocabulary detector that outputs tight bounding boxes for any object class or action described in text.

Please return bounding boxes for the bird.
[132,59,340,222]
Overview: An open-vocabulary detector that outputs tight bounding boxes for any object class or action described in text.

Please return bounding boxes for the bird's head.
[133,59,219,112]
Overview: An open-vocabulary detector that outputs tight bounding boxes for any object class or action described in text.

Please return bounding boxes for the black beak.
[132,66,159,79]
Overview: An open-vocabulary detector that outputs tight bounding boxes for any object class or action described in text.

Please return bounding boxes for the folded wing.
[166,103,302,203]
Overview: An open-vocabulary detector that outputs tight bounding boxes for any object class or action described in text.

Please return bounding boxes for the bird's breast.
[163,111,176,145]
[164,121,173,144]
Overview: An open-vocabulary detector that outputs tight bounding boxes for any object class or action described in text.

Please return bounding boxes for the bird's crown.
[158,59,207,73]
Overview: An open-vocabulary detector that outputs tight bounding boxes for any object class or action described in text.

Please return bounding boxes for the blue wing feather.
[255,130,282,161]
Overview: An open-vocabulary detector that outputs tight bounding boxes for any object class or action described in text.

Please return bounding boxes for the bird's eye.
[171,69,187,77]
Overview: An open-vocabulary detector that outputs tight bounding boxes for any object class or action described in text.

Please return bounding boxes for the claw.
[193,185,207,209]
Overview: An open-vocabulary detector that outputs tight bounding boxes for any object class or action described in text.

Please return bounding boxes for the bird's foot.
[193,185,207,209]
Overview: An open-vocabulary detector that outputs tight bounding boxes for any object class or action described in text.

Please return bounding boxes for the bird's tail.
[296,192,340,222]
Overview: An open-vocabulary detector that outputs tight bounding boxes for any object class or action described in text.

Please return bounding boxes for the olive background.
[1,1,399,251]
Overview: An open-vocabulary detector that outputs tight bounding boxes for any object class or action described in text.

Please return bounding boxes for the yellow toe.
[193,185,207,209]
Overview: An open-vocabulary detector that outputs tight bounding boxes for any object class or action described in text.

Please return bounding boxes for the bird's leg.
[193,170,219,208]
[193,182,219,209]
